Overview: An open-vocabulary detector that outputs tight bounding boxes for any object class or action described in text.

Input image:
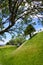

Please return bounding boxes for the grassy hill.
[0,45,17,65]
[0,32,43,65]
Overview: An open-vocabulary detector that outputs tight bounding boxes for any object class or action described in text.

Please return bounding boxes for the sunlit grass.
[0,32,43,65]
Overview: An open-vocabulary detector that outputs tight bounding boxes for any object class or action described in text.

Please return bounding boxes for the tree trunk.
[30,33,31,38]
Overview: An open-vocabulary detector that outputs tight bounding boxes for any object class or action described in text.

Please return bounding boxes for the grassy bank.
[0,32,43,65]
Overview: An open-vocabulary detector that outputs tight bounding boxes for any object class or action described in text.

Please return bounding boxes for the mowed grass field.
[0,32,43,65]
[0,45,17,65]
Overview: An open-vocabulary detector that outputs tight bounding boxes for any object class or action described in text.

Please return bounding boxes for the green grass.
[0,32,43,65]
[0,45,17,65]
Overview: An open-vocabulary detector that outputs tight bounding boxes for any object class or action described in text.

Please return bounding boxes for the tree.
[6,35,26,47]
[24,24,36,38]
[0,0,43,39]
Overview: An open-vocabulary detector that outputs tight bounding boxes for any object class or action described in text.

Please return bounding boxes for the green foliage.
[14,35,26,46]
[0,0,9,14]
[26,0,32,3]
[0,0,43,40]
[7,35,26,46]
[41,20,43,25]
[0,18,2,22]
[24,24,36,37]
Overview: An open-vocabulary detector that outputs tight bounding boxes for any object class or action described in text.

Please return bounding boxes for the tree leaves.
[0,0,43,40]
[0,18,2,22]
[26,0,32,3]
[24,24,36,36]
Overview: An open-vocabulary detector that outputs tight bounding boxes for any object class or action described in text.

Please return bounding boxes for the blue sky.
[32,17,43,30]
[0,17,43,45]
[0,1,43,45]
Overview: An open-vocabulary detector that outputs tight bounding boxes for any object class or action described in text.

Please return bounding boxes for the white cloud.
[37,14,43,18]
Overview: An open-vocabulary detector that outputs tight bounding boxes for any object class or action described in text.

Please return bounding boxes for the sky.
[0,15,43,45]
[0,1,43,45]
[32,17,43,30]
[0,9,43,45]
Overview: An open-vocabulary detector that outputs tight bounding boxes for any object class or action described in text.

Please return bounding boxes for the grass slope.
[0,32,43,65]
[0,45,17,65]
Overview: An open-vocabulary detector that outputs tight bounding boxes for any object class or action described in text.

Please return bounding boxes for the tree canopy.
[7,34,26,46]
[24,24,36,38]
[0,0,43,39]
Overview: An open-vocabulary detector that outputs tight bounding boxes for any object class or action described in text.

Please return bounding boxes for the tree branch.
[0,23,14,34]
[0,0,23,34]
